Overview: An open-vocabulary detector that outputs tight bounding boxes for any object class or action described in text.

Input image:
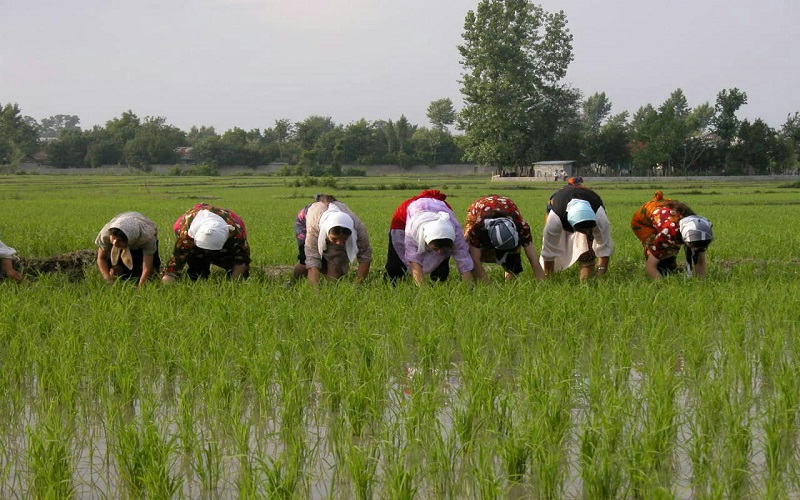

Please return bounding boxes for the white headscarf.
[484,217,519,250]
[109,214,157,269]
[408,211,455,253]
[679,215,713,243]
[0,240,16,259]
[188,210,233,250]
[318,203,358,262]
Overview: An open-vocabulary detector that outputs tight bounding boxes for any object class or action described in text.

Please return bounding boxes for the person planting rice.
[566,176,584,186]
[294,194,372,286]
[540,183,614,280]
[0,238,23,282]
[95,212,161,288]
[462,194,545,282]
[162,203,250,282]
[385,189,474,286]
[631,191,713,279]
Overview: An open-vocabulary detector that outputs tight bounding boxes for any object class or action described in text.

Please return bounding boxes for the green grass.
[0,175,799,497]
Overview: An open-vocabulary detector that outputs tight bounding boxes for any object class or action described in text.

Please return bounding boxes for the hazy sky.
[2,0,797,133]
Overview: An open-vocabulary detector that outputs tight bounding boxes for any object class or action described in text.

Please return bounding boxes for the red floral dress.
[631,192,682,260]
[164,203,250,277]
[463,195,532,248]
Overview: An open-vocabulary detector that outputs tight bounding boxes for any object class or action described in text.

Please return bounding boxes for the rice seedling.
[342,439,380,500]
[1,175,799,496]
[380,419,420,500]
[25,410,76,499]
[192,434,223,498]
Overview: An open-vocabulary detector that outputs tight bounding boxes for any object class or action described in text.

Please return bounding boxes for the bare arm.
[693,251,707,278]
[645,254,662,280]
[409,261,425,287]
[523,244,545,281]
[230,263,248,280]
[97,249,114,283]
[469,245,489,283]
[355,261,371,283]
[137,252,155,288]
[1,257,22,282]
[594,256,610,278]
[307,266,322,287]
[543,259,555,278]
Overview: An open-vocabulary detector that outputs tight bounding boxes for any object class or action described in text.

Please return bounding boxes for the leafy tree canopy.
[458,0,575,173]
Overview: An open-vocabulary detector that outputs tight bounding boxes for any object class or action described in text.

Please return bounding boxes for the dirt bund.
[13,251,293,281]
[16,250,96,280]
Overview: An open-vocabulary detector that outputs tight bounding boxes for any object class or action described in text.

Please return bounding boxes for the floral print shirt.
[463,195,532,248]
[646,206,682,260]
[294,203,312,246]
[164,203,250,276]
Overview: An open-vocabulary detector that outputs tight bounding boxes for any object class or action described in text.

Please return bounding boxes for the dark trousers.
[657,256,678,276]
[106,247,161,281]
[186,252,249,280]
[384,234,449,284]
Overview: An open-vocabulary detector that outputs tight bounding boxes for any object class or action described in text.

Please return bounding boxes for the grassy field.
[1,174,799,498]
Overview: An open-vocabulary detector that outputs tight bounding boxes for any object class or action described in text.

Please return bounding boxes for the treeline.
[0,101,465,174]
[2,91,800,176]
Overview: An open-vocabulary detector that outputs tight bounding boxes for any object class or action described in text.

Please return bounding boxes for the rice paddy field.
[1,174,799,499]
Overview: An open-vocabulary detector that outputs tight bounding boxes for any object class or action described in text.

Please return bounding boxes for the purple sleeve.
[449,218,474,274]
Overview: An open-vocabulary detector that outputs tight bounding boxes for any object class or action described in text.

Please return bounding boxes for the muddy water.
[2,358,797,498]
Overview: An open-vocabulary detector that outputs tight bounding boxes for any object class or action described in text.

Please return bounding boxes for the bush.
[275,164,304,176]
[344,168,367,177]
[291,176,319,187]
[321,176,338,188]
[183,163,219,176]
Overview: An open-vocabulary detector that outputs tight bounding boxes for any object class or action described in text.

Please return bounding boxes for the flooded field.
[1,176,799,497]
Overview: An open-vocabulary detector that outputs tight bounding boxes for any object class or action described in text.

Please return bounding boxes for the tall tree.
[341,119,380,163]
[458,0,574,175]
[105,110,141,145]
[294,116,335,151]
[39,114,81,138]
[712,88,748,143]
[780,112,800,170]
[594,112,631,171]
[394,115,416,155]
[123,116,184,168]
[629,90,714,175]
[265,119,292,161]
[712,88,747,170]
[425,99,457,164]
[581,92,612,134]
[45,128,88,168]
[732,119,776,174]
[0,102,39,165]
[679,103,716,173]
[656,89,690,172]
[380,120,399,156]
[579,92,613,165]
[85,126,122,168]
[629,104,664,173]
[427,98,456,131]
[186,125,217,145]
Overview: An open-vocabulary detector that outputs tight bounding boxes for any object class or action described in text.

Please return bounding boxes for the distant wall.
[491,174,800,183]
[361,164,494,176]
[15,162,492,176]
